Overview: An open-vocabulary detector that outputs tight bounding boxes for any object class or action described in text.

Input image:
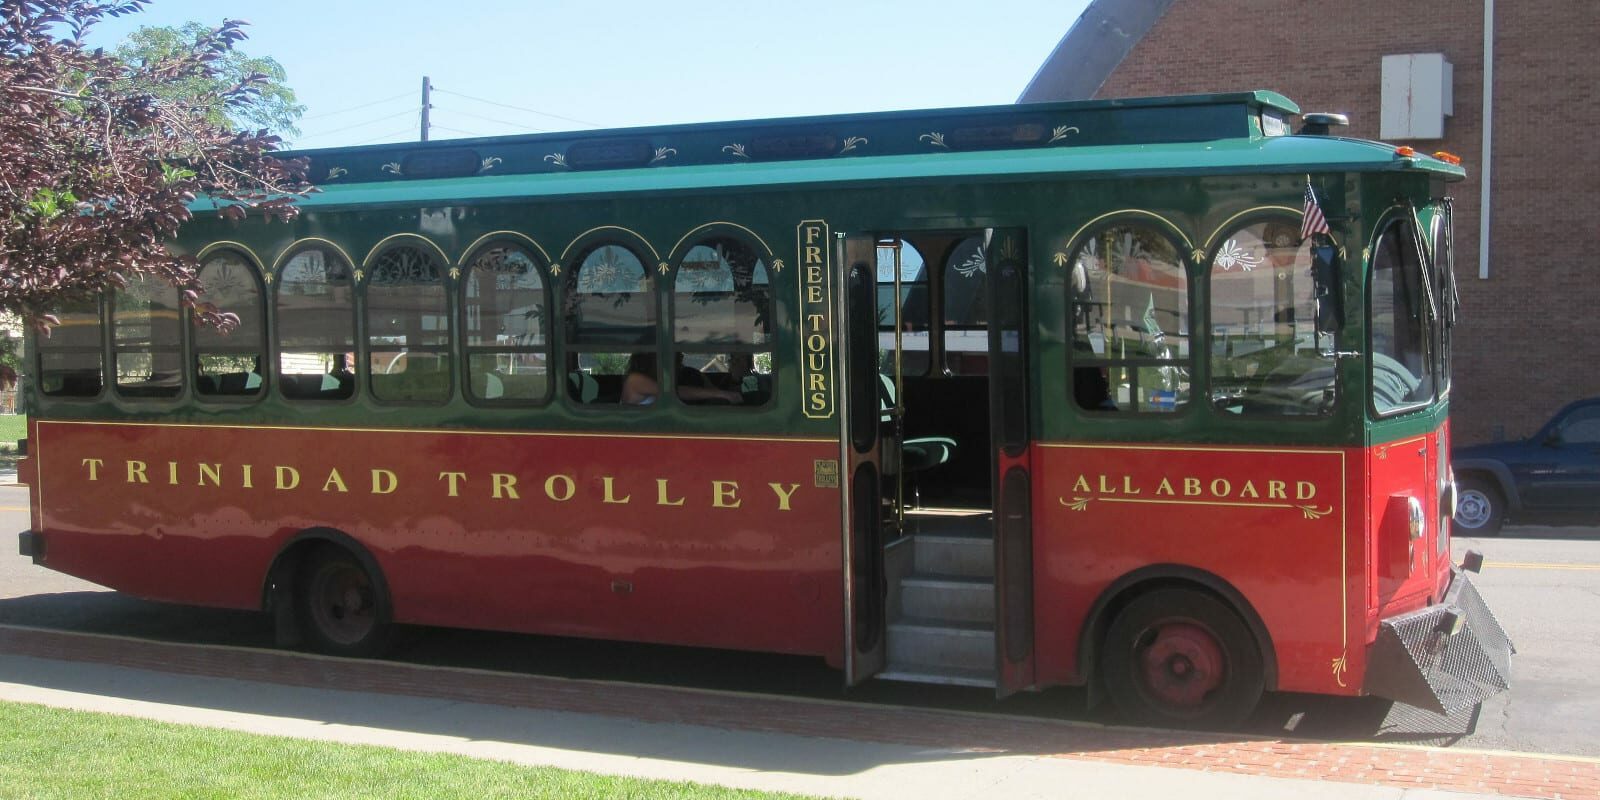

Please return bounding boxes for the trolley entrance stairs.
[878,512,997,688]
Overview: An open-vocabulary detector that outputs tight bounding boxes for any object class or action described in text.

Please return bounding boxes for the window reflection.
[1209,220,1334,416]
[1070,225,1190,413]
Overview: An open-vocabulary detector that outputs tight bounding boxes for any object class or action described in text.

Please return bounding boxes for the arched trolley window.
[1068,224,1192,413]
[672,237,773,407]
[366,243,451,404]
[112,274,183,398]
[193,250,266,398]
[276,246,356,401]
[461,242,550,405]
[1208,220,1335,416]
[564,243,655,406]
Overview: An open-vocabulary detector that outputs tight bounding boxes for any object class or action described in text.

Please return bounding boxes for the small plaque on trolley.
[813,459,840,489]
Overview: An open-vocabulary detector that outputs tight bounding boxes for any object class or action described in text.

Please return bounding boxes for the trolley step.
[876,664,995,688]
[899,575,994,623]
[911,534,994,579]
[886,618,994,672]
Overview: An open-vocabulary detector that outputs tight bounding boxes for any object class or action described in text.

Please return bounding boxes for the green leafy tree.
[115,21,304,137]
[0,1,310,331]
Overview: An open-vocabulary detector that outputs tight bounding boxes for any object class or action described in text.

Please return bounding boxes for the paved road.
[2,483,1597,756]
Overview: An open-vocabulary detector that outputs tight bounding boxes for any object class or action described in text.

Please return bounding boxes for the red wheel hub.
[1138,622,1225,708]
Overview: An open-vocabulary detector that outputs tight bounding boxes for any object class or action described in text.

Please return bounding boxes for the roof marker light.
[1395,146,1416,158]
[1433,151,1463,165]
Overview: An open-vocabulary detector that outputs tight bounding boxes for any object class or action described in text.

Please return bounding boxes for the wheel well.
[259,528,390,614]
[1452,461,1519,511]
[1078,566,1278,695]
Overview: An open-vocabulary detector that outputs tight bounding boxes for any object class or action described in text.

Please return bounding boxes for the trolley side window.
[366,243,451,404]
[36,297,104,398]
[112,274,183,399]
[276,246,356,401]
[1069,224,1192,413]
[462,242,550,405]
[565,243,656,406]
[1208,220,1335,416]
[193,250,266,398]
[672,237,773,407]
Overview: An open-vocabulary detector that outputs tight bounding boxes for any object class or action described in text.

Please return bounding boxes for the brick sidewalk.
[1,625,1594,800]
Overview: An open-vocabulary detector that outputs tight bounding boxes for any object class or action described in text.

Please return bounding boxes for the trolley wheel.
[1453,477,1504,537]
[296,545,393,658]
[1101,588,1264,730]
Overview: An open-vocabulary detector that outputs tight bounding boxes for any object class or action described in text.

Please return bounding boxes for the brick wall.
[1090,0,1599,443]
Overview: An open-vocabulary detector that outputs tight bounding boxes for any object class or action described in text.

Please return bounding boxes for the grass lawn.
[0,413,23,453]
[0,701,828,800]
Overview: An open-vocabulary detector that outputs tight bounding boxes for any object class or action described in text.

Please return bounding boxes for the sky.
[85,0,1090,149]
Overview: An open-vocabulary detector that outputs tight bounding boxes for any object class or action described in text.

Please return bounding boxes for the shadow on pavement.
[0,591,1479,755]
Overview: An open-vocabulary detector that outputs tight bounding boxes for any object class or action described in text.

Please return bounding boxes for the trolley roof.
[215,91,1465,213]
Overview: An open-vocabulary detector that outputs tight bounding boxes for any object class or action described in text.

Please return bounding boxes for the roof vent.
[399,148,481,179]
[1298,113,1350,136]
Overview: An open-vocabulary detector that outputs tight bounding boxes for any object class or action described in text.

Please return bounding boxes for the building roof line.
[1016,0,1177,103]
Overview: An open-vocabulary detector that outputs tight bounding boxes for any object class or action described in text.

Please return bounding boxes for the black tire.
[1453,476,1504,537]
[1101,587,1265,730]
[296,544,393,658]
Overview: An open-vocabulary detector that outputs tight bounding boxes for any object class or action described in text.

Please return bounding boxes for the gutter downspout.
[1479,0,1494,279]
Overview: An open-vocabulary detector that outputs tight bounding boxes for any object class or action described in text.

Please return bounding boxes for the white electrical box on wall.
[1381,53,1454,140]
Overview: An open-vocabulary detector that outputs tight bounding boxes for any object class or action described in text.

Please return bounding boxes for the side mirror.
[1312,244,1343,333]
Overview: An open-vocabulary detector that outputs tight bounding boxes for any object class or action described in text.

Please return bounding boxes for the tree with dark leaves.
[0,0,310,332]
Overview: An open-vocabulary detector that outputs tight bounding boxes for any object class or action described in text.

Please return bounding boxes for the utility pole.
[420,76,432,142]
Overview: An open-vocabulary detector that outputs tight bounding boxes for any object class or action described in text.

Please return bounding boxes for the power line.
[431,87,600,128]
[296,109,418,141]
[430,124,485,138]
[432,104,549,134]
[300,91,413,122]
[348,127,420,146]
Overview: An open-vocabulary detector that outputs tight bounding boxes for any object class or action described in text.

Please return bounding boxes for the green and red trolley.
[16,91,1510,727]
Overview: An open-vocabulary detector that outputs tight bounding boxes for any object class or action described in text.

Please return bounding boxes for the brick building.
[1020,0,1598,444]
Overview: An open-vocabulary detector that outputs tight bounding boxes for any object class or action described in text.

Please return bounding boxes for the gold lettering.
[806,265,823,283]
[242,464,254,489]
[1098,474,1116,494]
[806,285,823,303]
[805,226,821,245]
[602,476,631,504]
[1122,476,1142,495]
[167,461,179,485]
[1296,481,1317,501]
[1239,480,1260,499]
[809,373,826,391]
[491,473,519,500]
[806,313,826,333]
[1210,478,1231,497]
[807,352,827,371]
[1072,475,1091,492]
[545,474,576,502]
[322,468,348,493]
[275,466,300,490]
[712,480,742,508]
[198,463,222,487]
[1156,477,1174,495]
[806,333,827,352]
[81,458,103,481]
[805,245,822,263]
[371,469,398,495]
[126,460,148,484]
[769,482,800,511]
[656,478,685,507]
[1183,477,1202,496]
[438,471,467,497]
[1268,480,1287,500]
[808,392,828,411]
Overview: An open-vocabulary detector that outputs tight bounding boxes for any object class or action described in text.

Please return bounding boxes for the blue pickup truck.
[1453,398,1600,536]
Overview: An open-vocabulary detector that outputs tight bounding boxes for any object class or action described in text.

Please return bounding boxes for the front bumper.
[1364,556,1514,715]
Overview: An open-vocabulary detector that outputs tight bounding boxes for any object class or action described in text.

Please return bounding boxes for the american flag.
[1301,180,1330,240]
